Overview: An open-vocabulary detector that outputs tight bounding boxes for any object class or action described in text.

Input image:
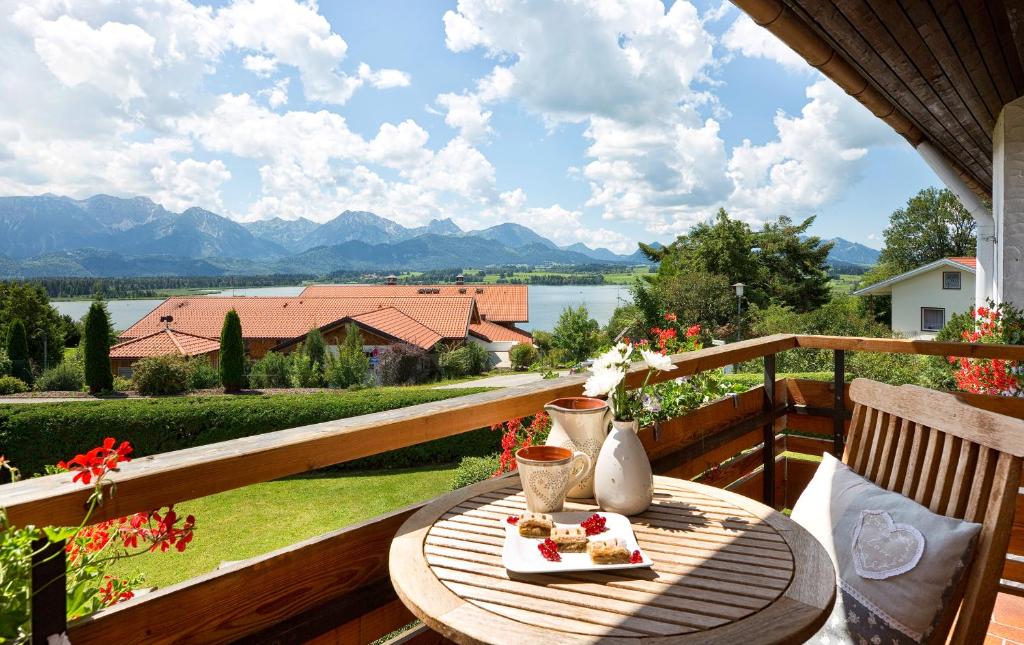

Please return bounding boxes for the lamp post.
[732,283,745,342]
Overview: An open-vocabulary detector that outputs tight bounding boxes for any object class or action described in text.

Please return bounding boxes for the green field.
[105,465,458,588]
[830,273,864,295]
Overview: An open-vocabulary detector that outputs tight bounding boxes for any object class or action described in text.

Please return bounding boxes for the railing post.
[31,537,66,644]
[762,354,776,507]
[833,349,845,457]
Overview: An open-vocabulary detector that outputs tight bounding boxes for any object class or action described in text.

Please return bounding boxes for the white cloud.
[259,77,290,108]
[357,63,411,89]
[243,54,278,77]
[722,14,809,72]
[150,157,232,211]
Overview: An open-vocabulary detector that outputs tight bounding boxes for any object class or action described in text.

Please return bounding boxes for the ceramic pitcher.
[543,397,610,499]
[593,419,654,516]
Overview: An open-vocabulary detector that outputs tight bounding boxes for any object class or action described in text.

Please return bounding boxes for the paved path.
[434,371,569,389]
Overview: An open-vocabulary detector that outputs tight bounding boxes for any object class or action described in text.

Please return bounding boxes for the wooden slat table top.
[390,475,835,644]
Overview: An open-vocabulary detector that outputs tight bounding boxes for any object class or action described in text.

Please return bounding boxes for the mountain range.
[0,194,878,277]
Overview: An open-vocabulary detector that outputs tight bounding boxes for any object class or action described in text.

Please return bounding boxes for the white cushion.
[792,453,981,644]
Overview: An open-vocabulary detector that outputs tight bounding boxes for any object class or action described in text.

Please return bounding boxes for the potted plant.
[583,342,676,515]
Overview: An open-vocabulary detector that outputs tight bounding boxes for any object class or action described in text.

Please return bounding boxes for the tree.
[643,210,833,329]
[552,305,599,363]
[304,327,327,370]
[328,323,371,387]
[878,187,976,273]
[0,282,65,369]
[6,319,31,384]
[219,309,245,392]
[82,301,113,393]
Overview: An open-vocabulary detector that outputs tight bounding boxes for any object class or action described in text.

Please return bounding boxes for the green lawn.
[105,465,457,588]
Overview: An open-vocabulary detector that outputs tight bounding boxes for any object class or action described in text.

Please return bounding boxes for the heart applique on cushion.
[852,510,925,580]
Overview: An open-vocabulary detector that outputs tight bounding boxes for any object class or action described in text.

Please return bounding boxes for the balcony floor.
[988,593,1024,644]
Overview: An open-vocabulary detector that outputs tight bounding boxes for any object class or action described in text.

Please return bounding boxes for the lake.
[53,284,632,333]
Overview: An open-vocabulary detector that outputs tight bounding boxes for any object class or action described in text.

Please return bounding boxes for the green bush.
[6,319,31,385]
[0,387,491,476]
[0,376,28,395]
[509,343,538,371]
[723,371,835,389]
[249,352,291,388]
[34,361,84,392]
[439,346,474,379]
[82,302,112,393]
[187,357,220,390]
[112,376,132,392]
[132,354,191,395]
[304,327,327,371]
[0,349,11,377]
[289,353,324,388]
[327,323,371,388]
[220,309,245,392]
[379,344,437,385]
[465,342,490,373]
[451,453,500,489]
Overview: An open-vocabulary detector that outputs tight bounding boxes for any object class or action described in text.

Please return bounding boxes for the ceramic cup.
[516,445,592,513]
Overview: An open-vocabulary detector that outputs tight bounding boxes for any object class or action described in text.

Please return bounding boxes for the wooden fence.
[6,334,1024,643]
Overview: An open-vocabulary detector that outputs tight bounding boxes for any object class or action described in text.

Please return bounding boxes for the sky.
[0,0,944,253]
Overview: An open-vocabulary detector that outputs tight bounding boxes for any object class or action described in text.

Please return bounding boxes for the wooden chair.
[845,378,1024,645]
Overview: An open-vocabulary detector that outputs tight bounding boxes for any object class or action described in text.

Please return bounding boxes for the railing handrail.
[4,332,1023,528]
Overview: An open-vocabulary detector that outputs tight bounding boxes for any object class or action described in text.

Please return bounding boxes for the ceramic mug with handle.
[515,445,592,513]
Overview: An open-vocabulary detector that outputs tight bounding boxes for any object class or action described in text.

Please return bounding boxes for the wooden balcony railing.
[8,334,1024,644]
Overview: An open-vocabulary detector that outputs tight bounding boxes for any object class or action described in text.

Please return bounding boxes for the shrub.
[439,346,474,379]
[249,352,291,388]
[0,349,12,377]
[220,309,245,392]
[289,353,324,388]
[6,319,31,384]
[509,343,538,371]
[132,354,191,395]
[379,344,438,385]
[82,302,112,393]
[304,327,327,371]
[112,376,132,392]
[0,387,491,476]
[327,323,371,388]
[34,361,85,392]
[187,357,220,390]
[465,342,490,374]
[552,305,599,363]
[451,453,501,489]
[0,375,28,395]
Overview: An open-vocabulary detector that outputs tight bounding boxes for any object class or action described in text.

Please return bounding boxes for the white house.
[853,257,976,339]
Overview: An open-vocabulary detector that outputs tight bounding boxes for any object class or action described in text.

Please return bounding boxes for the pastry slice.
[518,512,554,538]
[587,538,631,564]
[550,525,588,553]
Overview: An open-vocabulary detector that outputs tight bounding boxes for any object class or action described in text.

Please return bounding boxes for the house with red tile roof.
[113,284,533,373]
[853,257,976,339]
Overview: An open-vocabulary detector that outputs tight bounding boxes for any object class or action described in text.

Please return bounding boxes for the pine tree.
[83,301,113,393]
[220,309,245,392]
[304,327,327,372]
[6,319,31,384]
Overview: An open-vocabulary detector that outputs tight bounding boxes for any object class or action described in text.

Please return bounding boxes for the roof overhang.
[731,0,1024,201]
[853,258,976,296]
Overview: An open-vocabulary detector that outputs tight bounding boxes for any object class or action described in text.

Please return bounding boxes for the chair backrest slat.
[846,378,1024,645]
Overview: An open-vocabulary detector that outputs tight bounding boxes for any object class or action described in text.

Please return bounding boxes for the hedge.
[0,387,494,476]
[723,371,834,389]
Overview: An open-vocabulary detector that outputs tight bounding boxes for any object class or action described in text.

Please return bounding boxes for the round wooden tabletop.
[390,475,835,644]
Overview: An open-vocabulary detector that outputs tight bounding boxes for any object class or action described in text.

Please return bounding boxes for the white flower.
[583,366,625,397]
[591,344,631,371]
[640,349,676,372]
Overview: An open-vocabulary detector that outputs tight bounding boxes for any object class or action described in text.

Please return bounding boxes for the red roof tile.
[110,328,220,359]
[299,284,528,322]
[469,320,533,344]
[120,296,476,342]
[349,307,443,350]
[949,257,977,269]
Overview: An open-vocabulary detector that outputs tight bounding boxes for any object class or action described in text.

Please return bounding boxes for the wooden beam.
[0,334,799,528]
[795,335,1024,360]
[67,502,423,643]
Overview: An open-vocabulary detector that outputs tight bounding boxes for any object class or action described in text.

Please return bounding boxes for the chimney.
[386,274,397,285]
[159,315,174,329]
[455,274,465,285]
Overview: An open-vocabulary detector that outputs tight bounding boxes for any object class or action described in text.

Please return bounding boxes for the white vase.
[543,397,610,499]
[593,419,654,516]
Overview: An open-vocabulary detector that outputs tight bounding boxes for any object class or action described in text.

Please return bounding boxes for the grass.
[105,465,458,589]
[830,273,864,295]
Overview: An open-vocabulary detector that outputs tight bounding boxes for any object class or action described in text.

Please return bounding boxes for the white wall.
[890,266,975,338]
[468,336,517,369]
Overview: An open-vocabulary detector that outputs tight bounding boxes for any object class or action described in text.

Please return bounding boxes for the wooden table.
[390,474,835,644]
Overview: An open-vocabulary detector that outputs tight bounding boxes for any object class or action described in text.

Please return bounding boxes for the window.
[921,307,945,332]
[117,367,133,379]
[942,271,961,290]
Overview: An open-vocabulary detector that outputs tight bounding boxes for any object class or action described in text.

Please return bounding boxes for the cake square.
[550,525,588,553]
[587,538,631,564]
[518,512,554,538]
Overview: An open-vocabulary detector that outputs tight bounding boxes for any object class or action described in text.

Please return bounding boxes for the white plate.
[502,511,653,574]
